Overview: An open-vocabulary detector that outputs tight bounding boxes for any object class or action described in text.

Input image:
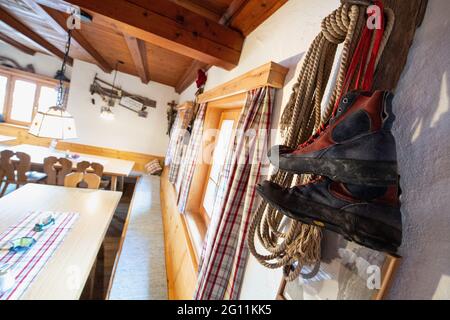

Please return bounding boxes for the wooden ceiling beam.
[39,5,113,73]
[124,35,150,84]
[21,0,67,36]
[170,0,221,22]
[0,31,36,56]
[230,0,288,36]
[66,0,244,70]
[175,0,249,94]
[219,0,250,25]
[0,6,73,65]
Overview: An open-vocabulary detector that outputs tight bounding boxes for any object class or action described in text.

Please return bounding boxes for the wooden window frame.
[0,66,69,127]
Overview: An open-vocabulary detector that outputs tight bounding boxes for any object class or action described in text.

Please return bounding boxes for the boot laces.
[299,100,343,148]
[299,122,330,148]
[296,176,324,190]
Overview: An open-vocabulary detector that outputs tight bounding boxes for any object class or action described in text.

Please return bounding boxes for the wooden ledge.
[197,61,289,104]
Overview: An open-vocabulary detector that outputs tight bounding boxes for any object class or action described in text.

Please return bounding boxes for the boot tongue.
[330,91,363,125]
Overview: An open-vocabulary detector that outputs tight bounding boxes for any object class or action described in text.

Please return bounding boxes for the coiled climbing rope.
[247,2,395,281]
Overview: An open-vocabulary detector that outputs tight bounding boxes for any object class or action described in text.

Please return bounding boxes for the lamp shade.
[29,106,77,140]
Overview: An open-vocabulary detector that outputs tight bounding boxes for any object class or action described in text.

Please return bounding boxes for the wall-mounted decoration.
[277,231,400,300]
[166,100,178,136]
[90,70,156,119]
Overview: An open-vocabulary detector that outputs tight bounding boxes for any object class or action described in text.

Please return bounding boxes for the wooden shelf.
[197,61,288,104]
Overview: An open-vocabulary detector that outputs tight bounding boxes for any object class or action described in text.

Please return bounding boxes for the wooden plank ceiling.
[0,0,287,93]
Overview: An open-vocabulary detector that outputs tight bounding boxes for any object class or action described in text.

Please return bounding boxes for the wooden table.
[0,135,16,143]
[0,184,122,300]
[0,144,135,191]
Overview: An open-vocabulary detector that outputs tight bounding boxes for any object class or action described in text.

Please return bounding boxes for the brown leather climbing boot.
[256,178,402,254]
[269,91,398,186]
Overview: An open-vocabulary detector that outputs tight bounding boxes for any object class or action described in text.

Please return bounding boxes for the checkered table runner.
[0,211,78,300]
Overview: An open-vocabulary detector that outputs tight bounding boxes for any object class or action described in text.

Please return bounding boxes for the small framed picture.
[276,230,401,300]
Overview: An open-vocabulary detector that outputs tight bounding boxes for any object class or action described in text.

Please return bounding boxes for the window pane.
[10,79,36,123]
[203,119,235,217]
[203,179,218,217]
[210,120,234,183]
[0,76,7,115]
[38,86,58,112]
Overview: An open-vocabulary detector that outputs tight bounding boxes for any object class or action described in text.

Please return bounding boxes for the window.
[202,119,234,217]
[0,75,7,119]
[10,79,37,123]
[200,109,241,222]
[0,67,66,127]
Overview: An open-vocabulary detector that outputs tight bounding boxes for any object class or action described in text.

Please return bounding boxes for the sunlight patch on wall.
[431,73,449,127]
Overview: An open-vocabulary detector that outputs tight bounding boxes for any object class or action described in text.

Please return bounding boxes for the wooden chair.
[43,156,73,186]
[64,172,101,189]
[76,161,109,189]
[0,150,47,197]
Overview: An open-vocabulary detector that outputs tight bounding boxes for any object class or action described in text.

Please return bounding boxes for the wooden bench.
[106,175,168,299]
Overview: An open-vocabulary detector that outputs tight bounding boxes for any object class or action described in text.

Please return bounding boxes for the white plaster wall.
[66,60,177,156]
[0,42,178,156]
[387,0,450,300]
[180,0,450,300]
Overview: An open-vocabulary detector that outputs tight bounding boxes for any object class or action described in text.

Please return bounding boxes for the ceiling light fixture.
[100,106,115,121]
[29,13,77,144]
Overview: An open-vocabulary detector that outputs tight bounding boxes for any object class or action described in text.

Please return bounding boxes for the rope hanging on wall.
[247,2,395,281]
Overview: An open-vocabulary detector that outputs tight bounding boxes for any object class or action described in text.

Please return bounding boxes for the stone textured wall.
[388,0,450,299]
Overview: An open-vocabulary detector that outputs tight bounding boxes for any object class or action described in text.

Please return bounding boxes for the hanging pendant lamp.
[29,16,77,140]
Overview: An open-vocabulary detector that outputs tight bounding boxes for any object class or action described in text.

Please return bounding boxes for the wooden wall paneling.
[0,123,163,172]
[160,168,198,300]
[66,0,244,70]
[373,0,429,91]
[173,250,197,299]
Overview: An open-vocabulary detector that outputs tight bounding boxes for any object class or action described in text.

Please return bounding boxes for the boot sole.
[256,186,401,254]
[273,154,398,186]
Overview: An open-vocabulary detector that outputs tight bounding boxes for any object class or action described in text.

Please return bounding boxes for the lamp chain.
[56,20,73,109]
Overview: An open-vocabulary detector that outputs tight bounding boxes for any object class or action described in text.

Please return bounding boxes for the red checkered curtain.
[166,107,194,184]
[194,87,274,300]
[177,103,207,213]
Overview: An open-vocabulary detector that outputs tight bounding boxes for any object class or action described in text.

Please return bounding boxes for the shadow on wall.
[388,0,450,300]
